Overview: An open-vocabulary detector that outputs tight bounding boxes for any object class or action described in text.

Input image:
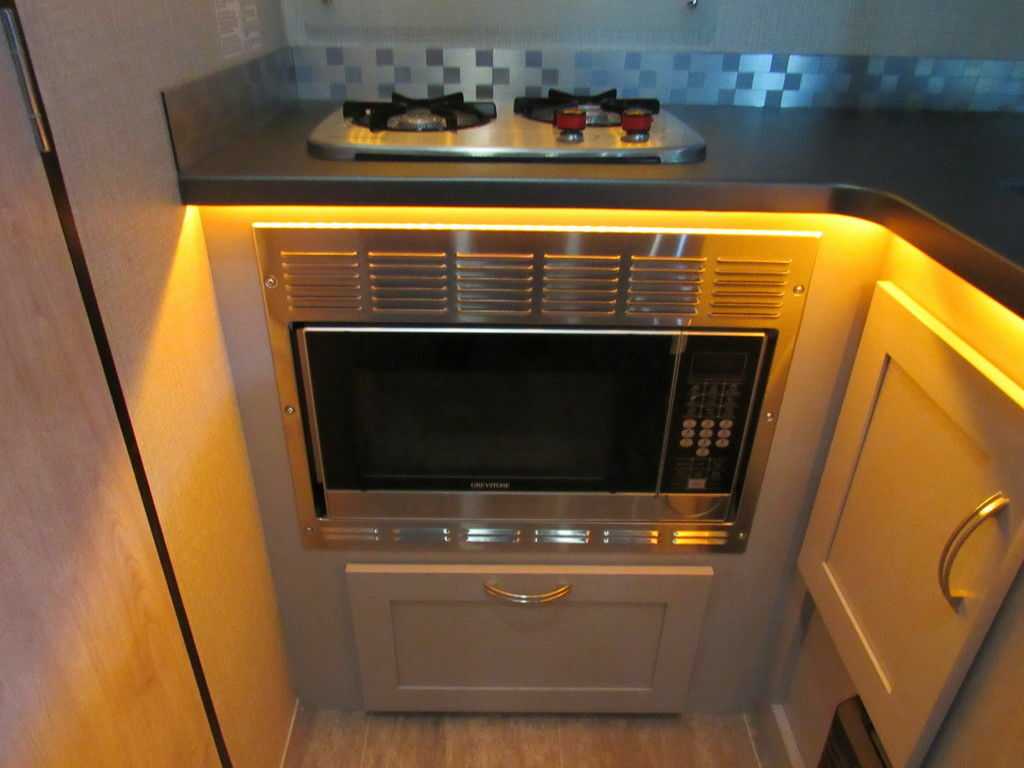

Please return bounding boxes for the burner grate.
[342,92,496,133]
[513,88,661,125]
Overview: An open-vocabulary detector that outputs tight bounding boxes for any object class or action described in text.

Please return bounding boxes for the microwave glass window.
[301,330,676,493]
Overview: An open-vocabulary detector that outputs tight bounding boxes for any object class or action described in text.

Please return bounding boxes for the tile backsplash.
[292,44,1024,112]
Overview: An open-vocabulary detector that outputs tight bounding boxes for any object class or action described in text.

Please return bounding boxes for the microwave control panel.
[661,333,769,495]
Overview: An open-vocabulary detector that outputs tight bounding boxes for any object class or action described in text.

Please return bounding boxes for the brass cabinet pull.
[483,582,572,605]
[938,492,1011,608]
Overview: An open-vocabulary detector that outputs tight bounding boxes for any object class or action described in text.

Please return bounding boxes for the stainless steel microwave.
[253,223,819,550]
[298,325,769,507]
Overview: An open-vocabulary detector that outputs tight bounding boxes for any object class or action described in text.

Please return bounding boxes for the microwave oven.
[254,222,819,550]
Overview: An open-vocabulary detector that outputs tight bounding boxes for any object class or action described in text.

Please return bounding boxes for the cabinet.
[799,281,1024,768]
[346,564,713,713]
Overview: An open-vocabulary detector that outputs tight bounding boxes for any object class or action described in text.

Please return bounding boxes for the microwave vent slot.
[709,255,792,319]
[281,251,363,311]
[626,255,704,316]
[533,528,591,544]
[671,529,731,546]
[368,251,448,313]
[542,254,621,315]
[455,253,534,314]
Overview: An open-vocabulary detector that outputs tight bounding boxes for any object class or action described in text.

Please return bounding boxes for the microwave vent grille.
[626,255,704,315]
[542,254,622,315]
[709,255,792,318]
[368,251,448,313]
[455,253,534,314]
[281,251,363,311]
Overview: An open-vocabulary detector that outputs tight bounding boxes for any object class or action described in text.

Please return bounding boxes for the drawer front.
[346,564,714,712]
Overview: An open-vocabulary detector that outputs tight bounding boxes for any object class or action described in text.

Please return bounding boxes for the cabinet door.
[346,564,713,713]
[799,282,1024,768]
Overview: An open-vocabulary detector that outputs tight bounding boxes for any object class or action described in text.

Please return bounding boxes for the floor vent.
[626,255,704,316]
[542,254,621,315]
[455,252,534,314]
[709,255,792,319]
[281,251,363,311]
[368,251,448,313]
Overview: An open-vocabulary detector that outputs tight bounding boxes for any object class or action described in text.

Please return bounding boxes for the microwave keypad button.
[720,419,734,429]
[696,448,711,457]
[679,438,694,448]
[697,438,712,447]
[716,438,730,448]
[717,428,732,438]
[681,428,695,438]
[699,428,714,438]
[701,419,715,428]
[682,418,697,428]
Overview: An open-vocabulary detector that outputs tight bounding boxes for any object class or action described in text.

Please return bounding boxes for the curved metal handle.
[483,582,572,605]
[938,492,1010,608]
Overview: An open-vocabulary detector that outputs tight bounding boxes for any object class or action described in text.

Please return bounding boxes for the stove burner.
[342,92,497,133]
[513,89,661,127]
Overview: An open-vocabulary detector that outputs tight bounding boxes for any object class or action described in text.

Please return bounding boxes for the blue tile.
[781,90,815,107]
[935,59,967,77]
[787,55,819,74]
[739,53,773,72]
[524,85,543,97]
[673,53,691,71]
[764,90,783,108]
[492,67,510,85]
[376,48,394,66]
[722,53,741,71]
[476,49,493,67]
[476,84,493,99]
[325,47,343,65]
[733,89,767,107]
[394,66,411,84]
[980,60,1014,78]
[443,66,460,84]
[753,72,786,90]
[625,51,642,70]
[575,51,593,68]
[784,72,802,90]
[541,68,559,85]
[771,54,789,73]
[639,70,656,88]
[880,74,899,93]
[687,71,706,88]
[525,50,543,68]
[915,58,935,77]
[736,72,754,89]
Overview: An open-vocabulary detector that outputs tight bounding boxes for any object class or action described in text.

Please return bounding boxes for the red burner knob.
[621,108,653,133]
[554,108,587,143]
[554,108,587,131]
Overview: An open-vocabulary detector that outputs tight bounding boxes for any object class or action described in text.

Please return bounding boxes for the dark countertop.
[180,103,1024,314]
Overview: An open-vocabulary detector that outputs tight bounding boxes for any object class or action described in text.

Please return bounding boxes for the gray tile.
[375,48,394,66]
[475,49,493,67]
[525,50,542,68]
[426,48,444,66]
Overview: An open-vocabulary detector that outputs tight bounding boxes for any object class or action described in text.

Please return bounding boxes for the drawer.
[346,563,714,712]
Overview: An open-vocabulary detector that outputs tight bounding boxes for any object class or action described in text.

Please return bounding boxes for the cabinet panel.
[799,282,1024,768]
[347,564,713,713]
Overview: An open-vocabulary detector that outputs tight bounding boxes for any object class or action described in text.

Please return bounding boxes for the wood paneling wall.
[0,41,217,768]
[8,2,296,765]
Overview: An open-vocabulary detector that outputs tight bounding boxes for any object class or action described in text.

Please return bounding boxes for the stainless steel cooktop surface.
[307,91,707,164]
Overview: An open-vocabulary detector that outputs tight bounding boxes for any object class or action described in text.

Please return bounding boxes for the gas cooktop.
[307,90,707,164]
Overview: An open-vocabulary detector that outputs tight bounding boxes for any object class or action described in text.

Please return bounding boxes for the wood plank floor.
[285,711,763,768]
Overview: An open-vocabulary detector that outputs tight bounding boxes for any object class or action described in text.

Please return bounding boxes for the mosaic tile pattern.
[162,47,296,169]
[292,45,1024,112]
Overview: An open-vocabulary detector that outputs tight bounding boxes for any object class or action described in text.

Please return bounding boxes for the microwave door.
[295,327,681,497]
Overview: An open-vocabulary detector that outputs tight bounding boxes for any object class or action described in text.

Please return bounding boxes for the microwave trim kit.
[255,222,820,551]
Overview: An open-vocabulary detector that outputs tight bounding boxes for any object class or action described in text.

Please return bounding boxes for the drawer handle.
[938,492,1010,608]
[483,582,572,605]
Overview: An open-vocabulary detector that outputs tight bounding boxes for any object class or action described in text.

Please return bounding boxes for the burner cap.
[388,108,446,131]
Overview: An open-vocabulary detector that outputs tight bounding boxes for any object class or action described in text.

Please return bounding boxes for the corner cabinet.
[346,564,713,713]
[799,282,1024,768]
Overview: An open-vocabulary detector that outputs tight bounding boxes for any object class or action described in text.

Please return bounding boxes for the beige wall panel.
[0,45,216,768]
[13,2,295,766]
